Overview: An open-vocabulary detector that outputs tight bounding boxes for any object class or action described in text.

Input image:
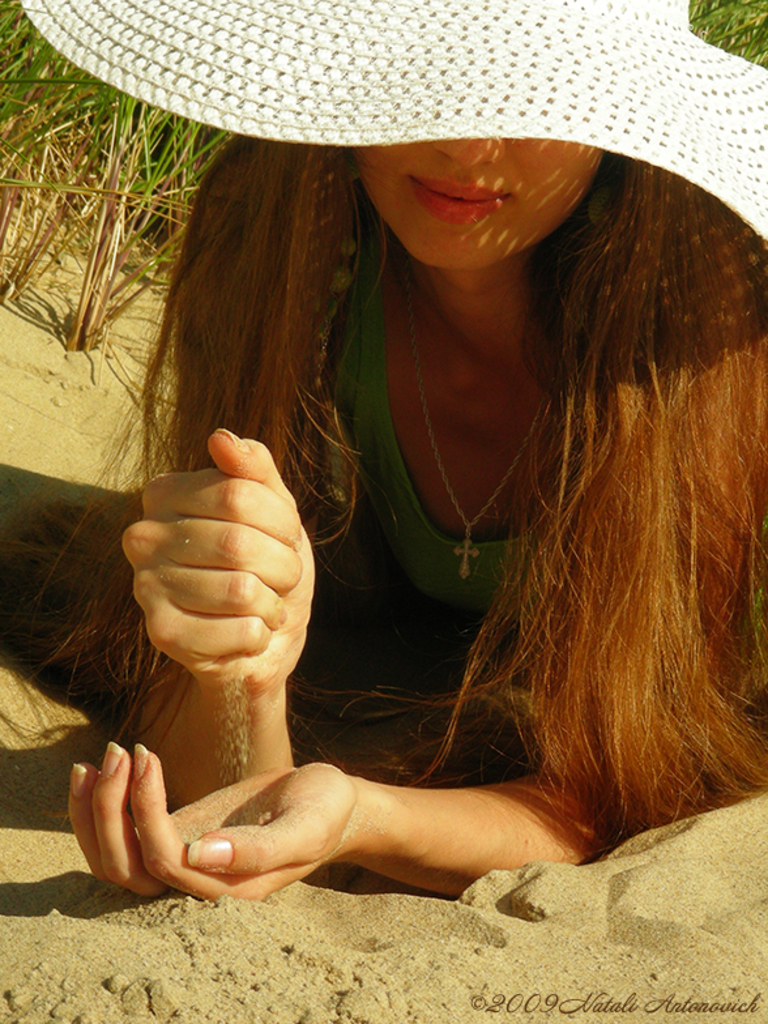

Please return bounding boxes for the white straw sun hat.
[20,0,768,239]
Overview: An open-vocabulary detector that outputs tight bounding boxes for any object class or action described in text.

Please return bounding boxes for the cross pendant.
[454,534,480,579]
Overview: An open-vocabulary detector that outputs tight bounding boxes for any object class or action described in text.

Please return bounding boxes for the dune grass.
[0,1,225,350]
[692,0,768,63]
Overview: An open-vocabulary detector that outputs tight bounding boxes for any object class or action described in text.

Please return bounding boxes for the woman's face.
[354,138,603,272]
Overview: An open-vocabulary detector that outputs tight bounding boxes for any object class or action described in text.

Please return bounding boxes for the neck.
[382,241,544,539]
[406,250,532,369]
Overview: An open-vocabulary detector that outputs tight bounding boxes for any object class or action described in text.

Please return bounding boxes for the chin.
[404,241,529,273]
[394,220,538,271]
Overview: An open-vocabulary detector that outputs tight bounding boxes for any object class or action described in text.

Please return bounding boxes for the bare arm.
[340,774,592,895]
[122,430,314,806]
[138,668,293,808]
[69,750,595,900]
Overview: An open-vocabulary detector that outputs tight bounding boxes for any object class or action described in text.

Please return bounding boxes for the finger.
[131,746,246,898]
[130,745,188,878]
[91,743,167,896]
[186,813,333,876]
[134,564,286,628]
[140,474,302,548]
[138,602,273,664]
[132,751,304,900]
[68,761,102,871]
[208,430,295,505]
[126,517,303,593]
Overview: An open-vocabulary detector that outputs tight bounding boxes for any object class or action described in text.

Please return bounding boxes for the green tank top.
[336,239,525,613]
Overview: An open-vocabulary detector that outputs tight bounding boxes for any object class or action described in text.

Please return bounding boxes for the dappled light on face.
[353,137,603,270]
[445,140,602,260]
[533,174,587,212]
[432,137,507,169]
[476,227,523,257]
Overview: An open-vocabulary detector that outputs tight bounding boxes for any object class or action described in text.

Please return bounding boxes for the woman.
[12,0,768,900]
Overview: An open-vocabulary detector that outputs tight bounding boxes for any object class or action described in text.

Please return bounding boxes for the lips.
[410,176,510,224]
[412,177,509,202]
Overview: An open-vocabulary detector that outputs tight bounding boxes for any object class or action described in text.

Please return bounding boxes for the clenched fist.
[122,430,314,696]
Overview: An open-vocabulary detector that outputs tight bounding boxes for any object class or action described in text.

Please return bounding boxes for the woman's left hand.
[69,743,359,900]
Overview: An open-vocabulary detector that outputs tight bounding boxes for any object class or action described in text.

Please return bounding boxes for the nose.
[432,137,505,167]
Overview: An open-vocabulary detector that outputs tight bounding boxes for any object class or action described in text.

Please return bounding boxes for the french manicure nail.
[133,742,149,779]
[71,763,88,799]
[215,428,249,453]
[187,838,234,869]
[101,741,124,778]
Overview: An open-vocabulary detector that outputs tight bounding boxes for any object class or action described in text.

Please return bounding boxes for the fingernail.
[215,428,249,453]
[133,743,149,779]
[71,763,88,799]
[187,838,234,869]
[101,741,124,778]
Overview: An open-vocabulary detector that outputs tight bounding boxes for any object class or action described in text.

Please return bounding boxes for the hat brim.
[20,0,768,240]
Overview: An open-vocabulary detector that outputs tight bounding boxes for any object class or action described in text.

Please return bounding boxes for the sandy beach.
[0,271,766,1023]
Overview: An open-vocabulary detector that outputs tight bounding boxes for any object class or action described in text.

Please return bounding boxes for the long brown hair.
[455,158,768,850]
[0,140,358,732]
[3,137,768,853]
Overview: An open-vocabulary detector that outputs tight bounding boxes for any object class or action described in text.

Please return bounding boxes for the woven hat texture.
[20,0,768,239]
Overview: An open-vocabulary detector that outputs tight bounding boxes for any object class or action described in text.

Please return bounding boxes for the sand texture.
[0,287,766,1023]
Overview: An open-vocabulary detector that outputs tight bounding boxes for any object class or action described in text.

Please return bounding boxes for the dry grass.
[0,1,225,351]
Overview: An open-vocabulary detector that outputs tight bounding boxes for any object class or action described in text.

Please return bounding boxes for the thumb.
[186,816,316,876]
[208,429,295,504]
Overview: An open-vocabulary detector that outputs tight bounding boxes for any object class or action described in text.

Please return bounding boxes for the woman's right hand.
[122,429,314,696]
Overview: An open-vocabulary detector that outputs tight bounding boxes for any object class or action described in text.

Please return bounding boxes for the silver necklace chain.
[404,263,542,579]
